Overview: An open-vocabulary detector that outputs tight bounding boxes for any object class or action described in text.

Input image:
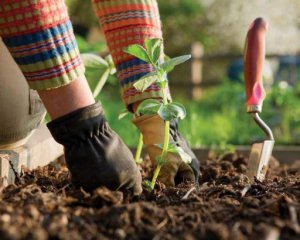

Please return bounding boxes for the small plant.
[124,38,192,191]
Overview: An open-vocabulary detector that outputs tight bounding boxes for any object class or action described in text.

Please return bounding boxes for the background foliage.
[92,78,300,147]
[67,0,300,147]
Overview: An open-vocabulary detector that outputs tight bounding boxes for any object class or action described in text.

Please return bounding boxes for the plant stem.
[135,133,143,164]
[162,120,170,158]
[162,82,169,105]
[151,164,162,189]
[161,86,170,158]
[93,68,110,98]
[150,82,170,190]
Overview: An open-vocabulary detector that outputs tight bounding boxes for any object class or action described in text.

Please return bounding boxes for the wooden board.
[0,124,63,185]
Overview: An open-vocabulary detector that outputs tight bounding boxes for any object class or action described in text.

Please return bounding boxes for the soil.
[0,153,299,240]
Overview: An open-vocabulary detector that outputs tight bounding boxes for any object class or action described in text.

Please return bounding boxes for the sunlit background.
[66,0,300,147]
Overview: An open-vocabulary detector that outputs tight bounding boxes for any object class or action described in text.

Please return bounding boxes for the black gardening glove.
[47,103,142,194]
[170,119,201,184]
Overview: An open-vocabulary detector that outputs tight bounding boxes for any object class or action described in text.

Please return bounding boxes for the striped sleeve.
[92,0,167,107]
[0,0,85,90]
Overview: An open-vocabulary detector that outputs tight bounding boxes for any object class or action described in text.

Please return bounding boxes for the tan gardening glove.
[133,114,200,186]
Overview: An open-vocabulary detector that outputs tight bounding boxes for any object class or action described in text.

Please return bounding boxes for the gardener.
[0,0,200,194]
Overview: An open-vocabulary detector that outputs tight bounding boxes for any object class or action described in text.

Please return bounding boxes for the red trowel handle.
[244,18,268,113]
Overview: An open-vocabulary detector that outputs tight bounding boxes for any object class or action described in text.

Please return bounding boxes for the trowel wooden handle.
[244,18,268,112]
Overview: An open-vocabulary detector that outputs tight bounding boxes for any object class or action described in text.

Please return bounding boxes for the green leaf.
[155,142,176,151]
[160,55,191,73]
[154,144,191,164]
[155,142,177,152]
[92,69,110,98]
[136,99,162,116]
[155,156,167,165]
[157,102,186,121]
[164,55,171,62]
[105,55,116,75]
[136,158,143,164]
[166,143,178,153]
[155,143,165,150]
[156,79,168,89]
[145,38,163,64]
[175,146,192,164]
[124,44,151,63]
[163,144,192,164]
[133,72,159,92]
[143,180,153,192]
[157,105,173,121]
[81,53,108,71]
[105,54,113,64]
[169,102,186,119]
[118,109,130,120]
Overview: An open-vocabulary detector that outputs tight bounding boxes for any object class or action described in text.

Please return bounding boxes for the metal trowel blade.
[246,140,274,183]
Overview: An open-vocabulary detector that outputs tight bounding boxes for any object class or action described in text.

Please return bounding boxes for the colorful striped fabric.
[92,0,167,107]
[0,0,84,90]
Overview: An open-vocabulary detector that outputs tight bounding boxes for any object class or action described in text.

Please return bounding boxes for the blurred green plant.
[264,81,300,144]
[67,0,212,56]
[66,0,98,31]
[157,0,213,54]
[65,0,300,148]
[97,80,300,148]
[76,35,106,54]
[180,80,300,147]
[81,53,116,97]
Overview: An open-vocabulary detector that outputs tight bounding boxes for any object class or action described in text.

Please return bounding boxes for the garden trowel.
[244,18,274,183]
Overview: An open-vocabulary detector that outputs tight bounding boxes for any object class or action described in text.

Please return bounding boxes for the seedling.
[124,38,192,191]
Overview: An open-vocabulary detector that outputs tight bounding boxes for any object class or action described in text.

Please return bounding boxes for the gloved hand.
[47,103,142,195]
[133,114,200,186]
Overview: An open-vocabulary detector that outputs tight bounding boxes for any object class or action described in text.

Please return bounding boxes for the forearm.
[0,1,95,119]
[0,0,85,90]
[92,0,165,109]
